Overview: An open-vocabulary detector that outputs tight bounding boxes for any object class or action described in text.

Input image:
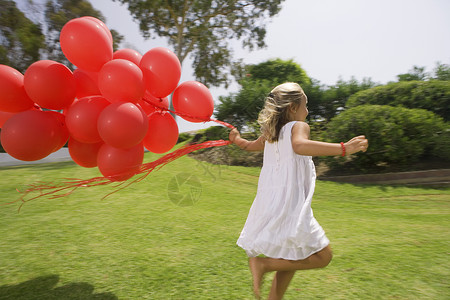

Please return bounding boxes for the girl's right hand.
[229,128,241,144]
[345,135,369,155]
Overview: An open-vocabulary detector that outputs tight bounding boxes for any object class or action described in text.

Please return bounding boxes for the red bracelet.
[340,142,346,157]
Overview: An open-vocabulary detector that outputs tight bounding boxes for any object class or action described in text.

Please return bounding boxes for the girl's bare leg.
[249,257,264,299]
[263,245,332,272]
[249,245,332,298]
[267,271,296,300]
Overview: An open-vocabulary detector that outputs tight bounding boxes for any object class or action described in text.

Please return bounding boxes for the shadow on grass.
[321,180,450,191]
[0,275,117,300]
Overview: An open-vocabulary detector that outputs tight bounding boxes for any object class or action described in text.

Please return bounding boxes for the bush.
[177,132,194,143]
[346,81,450,121]
[431,126,450,161]
[203,126,230,140]
[191,144,263,167]
[188,126,263,167]
[323,105,449,173]
[188,126,230,144]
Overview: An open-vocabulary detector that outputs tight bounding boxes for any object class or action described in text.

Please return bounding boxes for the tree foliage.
[215,59,310,130]
[216,58,378,129]
[44,0,124,68]
[0,0,45,72]
[323,105,449,173]
[433,62,450,81]
[306,77,378,122]
[242,58,311,84]
[113,0,285,87]
[396,62,450,82]
[397,65,428,82]
[1,0,124,71]
[346,80,450,121]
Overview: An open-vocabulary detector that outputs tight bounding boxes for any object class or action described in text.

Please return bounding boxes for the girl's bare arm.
[291,121,368,156]
[229,129,265,152]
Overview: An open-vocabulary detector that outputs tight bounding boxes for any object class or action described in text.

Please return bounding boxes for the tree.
[44,0,124,68]
[215,79,272,130]
[243,58,311,85]
[311,76,377,122]
[113,0,285,87]
[397,65,429,82]
[396,63,450,82]
[215,59,310,130]
[433,62,450,81]
[0,0,45,72]
[215,59,378,129]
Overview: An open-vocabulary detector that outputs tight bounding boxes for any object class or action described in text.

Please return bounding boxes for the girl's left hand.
[345,135,369,154]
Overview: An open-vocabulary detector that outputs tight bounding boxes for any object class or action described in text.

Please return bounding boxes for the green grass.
[0,152,449,299]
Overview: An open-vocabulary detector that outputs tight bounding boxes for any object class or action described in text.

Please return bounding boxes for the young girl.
[229,82,368,300]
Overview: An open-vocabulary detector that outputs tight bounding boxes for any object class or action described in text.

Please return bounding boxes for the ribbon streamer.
[6,99,236,210]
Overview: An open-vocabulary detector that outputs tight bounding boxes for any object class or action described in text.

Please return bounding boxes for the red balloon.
[113,48,142,66]
[68,138,103,168]
[60,17,113,72]
[46,111,70,152]
[65,96,110,143]
[1,110,60,161]
[172,81,214,123]
[80,16,113,45]
[97,143,144,181]
[0,65,35,112]
[24,60,76,110]
[143,112,179,154]
[97,102,148,149]
[0,111,16,128]
[138,91,169,115]
[98,59,145,103]
[73,68,100,98]
[140,47,181,98]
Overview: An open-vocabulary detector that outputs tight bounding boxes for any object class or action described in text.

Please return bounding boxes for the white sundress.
[236,121,329,260]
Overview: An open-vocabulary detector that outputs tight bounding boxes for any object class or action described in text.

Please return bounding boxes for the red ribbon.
[141,96,236,130]
[7,99,236,210]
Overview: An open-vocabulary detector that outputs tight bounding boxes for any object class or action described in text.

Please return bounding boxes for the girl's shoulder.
[291,121,310,135]
[291,121,310,141]
[282,121,309,132]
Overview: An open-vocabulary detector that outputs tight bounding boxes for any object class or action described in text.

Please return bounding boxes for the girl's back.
[260,121,314,193]
[237,121,329,260]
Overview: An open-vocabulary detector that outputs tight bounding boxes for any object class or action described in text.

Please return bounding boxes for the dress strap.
[281,121,297,140]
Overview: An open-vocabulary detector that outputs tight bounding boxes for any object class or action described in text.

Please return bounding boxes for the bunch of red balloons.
[0,17,214,181]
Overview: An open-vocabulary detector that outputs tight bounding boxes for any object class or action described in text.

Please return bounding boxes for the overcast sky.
[15,0,450,132]
[88,0,450,82]
[86,0,450,131]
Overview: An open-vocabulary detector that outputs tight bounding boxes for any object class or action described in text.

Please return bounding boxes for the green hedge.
[323,105,449,173]
[346,81,450,121]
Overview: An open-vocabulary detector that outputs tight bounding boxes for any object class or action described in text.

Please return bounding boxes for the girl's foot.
[249,257,265,299]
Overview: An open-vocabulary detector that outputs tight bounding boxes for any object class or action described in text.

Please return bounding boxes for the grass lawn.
[0,151,449,299]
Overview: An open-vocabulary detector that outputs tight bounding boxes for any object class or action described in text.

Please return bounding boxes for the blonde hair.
[257,82,306,143]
